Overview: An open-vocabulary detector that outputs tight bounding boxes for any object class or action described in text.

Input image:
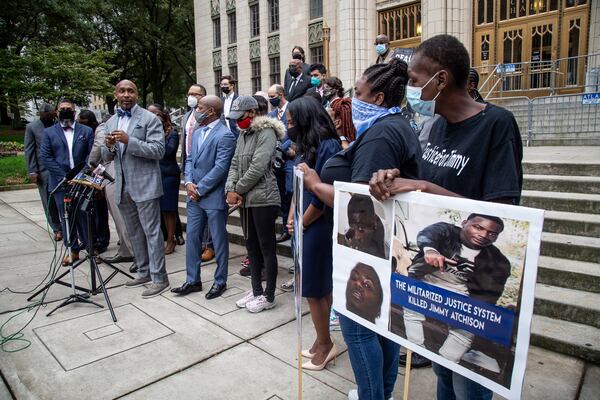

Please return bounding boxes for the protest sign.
[332,182,544,400]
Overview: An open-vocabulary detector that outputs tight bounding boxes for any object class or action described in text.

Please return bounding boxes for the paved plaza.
[0,147,598,399]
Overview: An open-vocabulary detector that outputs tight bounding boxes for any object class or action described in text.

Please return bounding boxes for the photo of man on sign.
[390,202,529,387]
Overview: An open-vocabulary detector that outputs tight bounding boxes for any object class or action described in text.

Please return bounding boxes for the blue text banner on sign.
[391,273,516,347]
[582,93,600,105]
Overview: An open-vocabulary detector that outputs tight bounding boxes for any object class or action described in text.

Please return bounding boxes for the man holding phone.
[171,95,236,299]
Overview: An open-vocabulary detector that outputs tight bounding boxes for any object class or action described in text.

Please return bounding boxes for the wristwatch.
[339,136,348,142]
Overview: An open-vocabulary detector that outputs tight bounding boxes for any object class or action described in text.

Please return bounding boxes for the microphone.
[49,162,85,196]
[89,161,115,183]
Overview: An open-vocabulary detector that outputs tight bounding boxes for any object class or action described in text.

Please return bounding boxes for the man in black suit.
[220,75,239,137]
[24,103,63,240]
[305,63,328,106]
[284,59,311,102]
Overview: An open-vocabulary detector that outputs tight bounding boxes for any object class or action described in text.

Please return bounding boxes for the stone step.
[540,232,600,263]
[523,174,600,194]
[534,284,600,329]
[543,211,600,238]
[537,256,600,294]
[523,162,600,177]
[180,216,292,258]
[521,190,600,214]
[530,315,600,364]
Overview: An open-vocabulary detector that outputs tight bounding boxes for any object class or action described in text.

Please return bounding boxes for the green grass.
[0,155,30,186]
[0,125,25,144]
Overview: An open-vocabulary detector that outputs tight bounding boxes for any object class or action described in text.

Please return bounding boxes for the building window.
[250,4,260,37]
[228,12,237,43]
[251,60,262,94]
[213,17,221,48]
[310,46,323,64]
[499,0,558,20]
[309,0,323,20]
[476,0,494,25]
[269,56,281,85]
[214,69,222,95]
[378,3,422,44]
[229,65,238,83]
[269,0,279,32]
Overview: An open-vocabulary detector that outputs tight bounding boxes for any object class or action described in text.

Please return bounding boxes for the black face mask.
[292,53,303,61]
[40,117,55,127]
[287,126,299,143]
[289,68,299,78]
[221,87,231,95]
[58,110,75,121]
[269,97,281,108]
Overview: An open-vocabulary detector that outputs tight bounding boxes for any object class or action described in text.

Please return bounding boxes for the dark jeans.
[93,195,110,250]
[242,206,278,302]
[338,313,400,400]
[433,363,493,400]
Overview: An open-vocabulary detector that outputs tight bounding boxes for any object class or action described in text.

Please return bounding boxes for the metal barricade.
[487,94,600,146]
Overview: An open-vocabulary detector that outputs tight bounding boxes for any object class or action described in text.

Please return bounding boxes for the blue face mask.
[351,97,400,138]
[310,76,321,87]
[375,44,387,56]
[406,72,441,117]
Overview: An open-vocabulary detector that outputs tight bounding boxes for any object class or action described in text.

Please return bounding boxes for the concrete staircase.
[177,160,600,364]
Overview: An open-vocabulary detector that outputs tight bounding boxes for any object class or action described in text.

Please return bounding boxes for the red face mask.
[237,117,252,130]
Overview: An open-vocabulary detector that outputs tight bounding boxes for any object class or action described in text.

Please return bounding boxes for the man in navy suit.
[172,95,237,299]
[40,99,94,265]
[267,84,294,243]
[284,59,311,102]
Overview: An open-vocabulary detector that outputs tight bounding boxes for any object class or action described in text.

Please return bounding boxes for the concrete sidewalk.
[0,188,596,400]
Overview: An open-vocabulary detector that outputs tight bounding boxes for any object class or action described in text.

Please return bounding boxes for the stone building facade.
[195,0,597,98]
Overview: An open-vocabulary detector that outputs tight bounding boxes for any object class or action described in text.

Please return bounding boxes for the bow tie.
[117,109,132,118]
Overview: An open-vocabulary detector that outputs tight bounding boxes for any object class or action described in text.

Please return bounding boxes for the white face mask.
[406,72,441,117]
[187,95,198,108]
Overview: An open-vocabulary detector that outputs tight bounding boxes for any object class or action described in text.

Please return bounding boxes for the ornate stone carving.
[213,50,222,68]
[211,0,220,17]
[308,21,323,45]
[267,35,280,56]
[249,40,261,60]
[226,0,236,12]
[227,46,238,65]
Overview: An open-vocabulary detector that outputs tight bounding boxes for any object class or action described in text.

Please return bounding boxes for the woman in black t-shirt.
[370,34,523,400]
[299,58,421,400]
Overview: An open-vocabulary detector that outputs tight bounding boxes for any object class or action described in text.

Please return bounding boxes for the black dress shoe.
[176,235,185,246]
[399,352,431,368]
[276,232,291,243]
[205,283,226,299]
[105,254,135,264]
[171,282,203,295]
[129,263,138,273]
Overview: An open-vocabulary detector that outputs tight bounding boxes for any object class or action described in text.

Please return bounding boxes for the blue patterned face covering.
[351,97,401,138]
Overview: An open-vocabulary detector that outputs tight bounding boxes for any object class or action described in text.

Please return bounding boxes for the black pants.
[93,195,110,250]
[242,206,278,302]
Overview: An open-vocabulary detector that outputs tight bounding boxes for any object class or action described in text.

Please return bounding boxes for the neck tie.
[289,78,297,95]
[186,118,195,156]
[117,109,132,118]
[196,126,209,153]
[277,109,283,120]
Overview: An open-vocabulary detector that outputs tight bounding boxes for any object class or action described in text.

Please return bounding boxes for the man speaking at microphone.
[101,80,169,298]
[40,98,94,266]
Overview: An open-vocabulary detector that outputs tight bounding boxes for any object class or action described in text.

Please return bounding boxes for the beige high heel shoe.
[301,343,337,371]
[301,349,315,359]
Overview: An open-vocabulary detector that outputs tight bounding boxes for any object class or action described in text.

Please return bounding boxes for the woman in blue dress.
[286,96,342,370]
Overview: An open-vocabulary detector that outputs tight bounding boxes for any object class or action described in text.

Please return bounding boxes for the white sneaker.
[348,389,392,400]
[236,291,256,308]
[246,295,276,313]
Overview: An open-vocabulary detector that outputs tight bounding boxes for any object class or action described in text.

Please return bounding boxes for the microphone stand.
[29,181,134,322]
[46,186,103,316]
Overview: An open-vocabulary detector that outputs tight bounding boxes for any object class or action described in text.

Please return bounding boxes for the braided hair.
[361,58,408,108]
[330,98,356,142]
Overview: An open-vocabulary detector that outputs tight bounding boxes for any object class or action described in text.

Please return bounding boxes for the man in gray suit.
[101,80,169,298]
[24,103,62,240]
[90,115,135,268]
